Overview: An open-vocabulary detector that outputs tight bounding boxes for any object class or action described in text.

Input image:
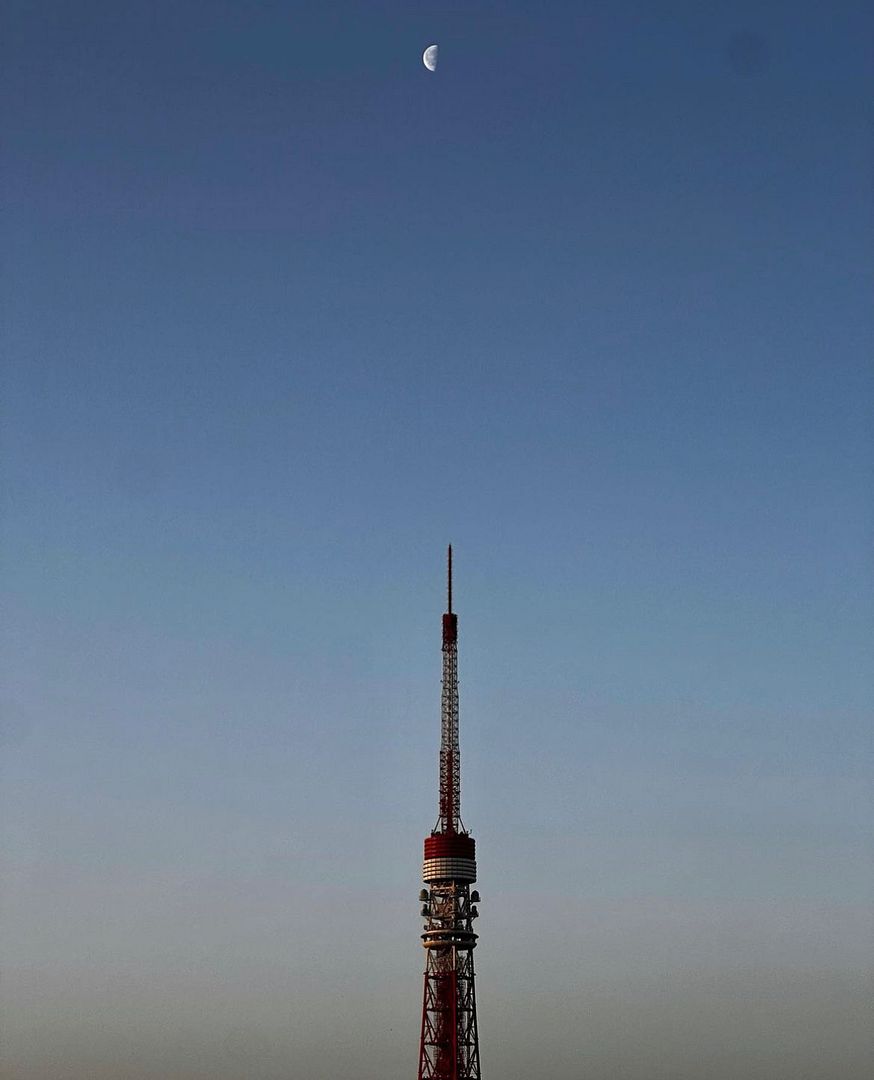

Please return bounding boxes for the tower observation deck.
[416,547,482,1080]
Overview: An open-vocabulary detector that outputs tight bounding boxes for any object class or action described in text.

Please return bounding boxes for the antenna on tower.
[447,544,453,614]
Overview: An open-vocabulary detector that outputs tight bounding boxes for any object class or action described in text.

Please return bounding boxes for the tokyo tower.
[416,546,482,1080]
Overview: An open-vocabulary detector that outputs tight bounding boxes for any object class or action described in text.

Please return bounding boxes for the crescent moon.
[423,44,439,72]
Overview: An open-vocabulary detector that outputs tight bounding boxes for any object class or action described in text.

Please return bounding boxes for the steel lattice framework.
[417,547,482,1080]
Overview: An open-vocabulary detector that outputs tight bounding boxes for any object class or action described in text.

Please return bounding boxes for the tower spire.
[440,546,460,833]
[447,544,452,614]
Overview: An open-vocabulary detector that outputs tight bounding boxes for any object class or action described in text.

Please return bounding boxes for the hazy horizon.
[2,1,872,1077]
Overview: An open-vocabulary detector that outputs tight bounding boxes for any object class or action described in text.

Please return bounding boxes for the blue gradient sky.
[2,2,872,1078]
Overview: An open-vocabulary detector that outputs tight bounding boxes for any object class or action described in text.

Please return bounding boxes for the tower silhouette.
[417,546,482,1080]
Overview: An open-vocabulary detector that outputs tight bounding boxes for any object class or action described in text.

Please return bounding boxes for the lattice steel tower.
[416,546,482,1080]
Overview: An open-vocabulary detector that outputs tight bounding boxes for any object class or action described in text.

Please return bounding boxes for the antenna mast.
[439,545,460,833]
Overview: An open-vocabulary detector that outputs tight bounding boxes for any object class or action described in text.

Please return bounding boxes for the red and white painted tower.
[417,546,482,1080]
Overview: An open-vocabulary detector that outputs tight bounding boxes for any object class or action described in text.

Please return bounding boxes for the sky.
[1,1,872,1077]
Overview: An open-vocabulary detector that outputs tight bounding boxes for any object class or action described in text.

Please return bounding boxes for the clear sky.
[2,2,872,1078]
